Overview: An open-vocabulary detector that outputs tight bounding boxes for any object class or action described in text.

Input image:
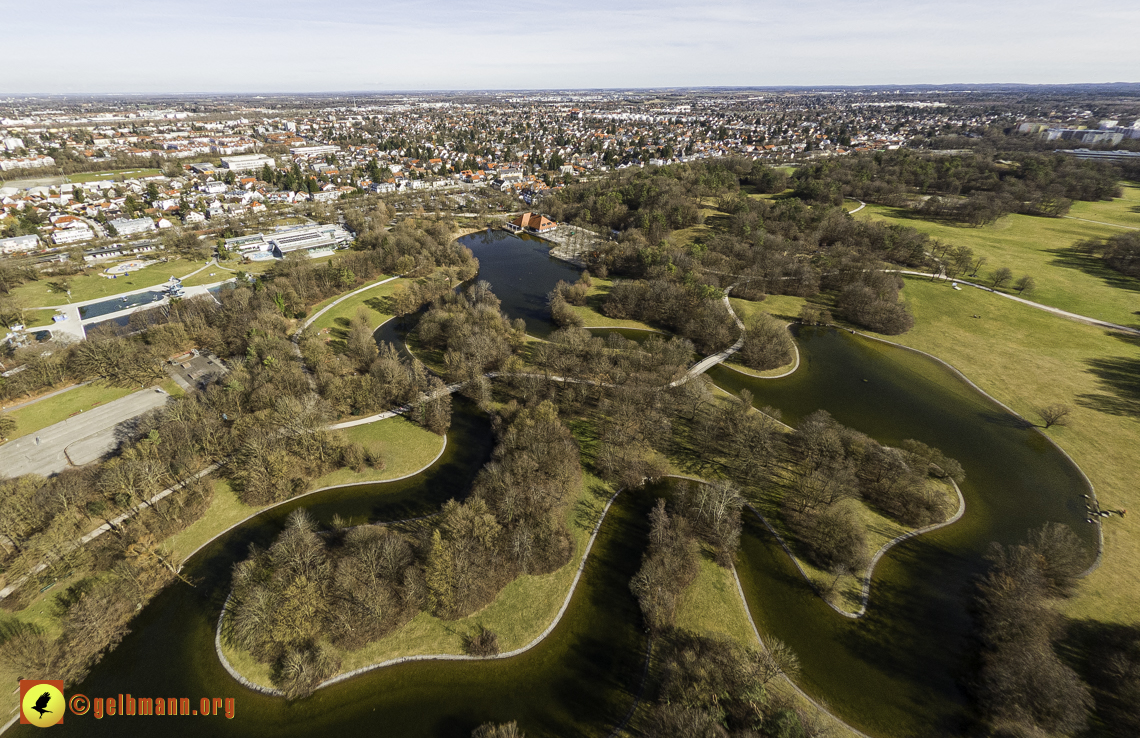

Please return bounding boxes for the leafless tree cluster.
[644,630,818,738]
[781,411,960,575]
[224,401,581,696]
[971,524,1093,736]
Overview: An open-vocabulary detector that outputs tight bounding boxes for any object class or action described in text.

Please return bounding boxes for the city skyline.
[4,0,1139,94]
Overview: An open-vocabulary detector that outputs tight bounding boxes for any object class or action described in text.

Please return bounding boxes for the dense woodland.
[225,401,581,697]
[630,494,822,738]
[547,159,944,335]
[792,151,1124,224]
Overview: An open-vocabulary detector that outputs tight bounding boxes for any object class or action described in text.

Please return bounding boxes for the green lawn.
[66,168,163,184]
[309,418,445,488]
[17,258,211,308]
[3,383,136,440]
[884,278,1140,626]
[854,199,1140,327]
[222,472,614,689]
[674,554,756,645]
[1067,181,1140,229]
[180,268,234,288]
[164,479,261,563]
[308,275,400,334]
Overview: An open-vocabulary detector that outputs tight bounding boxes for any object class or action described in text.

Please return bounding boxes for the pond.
[42,405,657,738]
[458,229,582,338]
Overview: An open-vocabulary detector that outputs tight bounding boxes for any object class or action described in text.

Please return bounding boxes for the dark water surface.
[458,229,582,338]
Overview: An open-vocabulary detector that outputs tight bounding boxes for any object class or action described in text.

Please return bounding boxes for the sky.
[4,0,1139,93]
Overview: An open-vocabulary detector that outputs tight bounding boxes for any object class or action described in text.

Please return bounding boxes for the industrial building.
[289,144,340,157]
[225,223,353,259]
[108,217,156,236]
[220,153,276,173]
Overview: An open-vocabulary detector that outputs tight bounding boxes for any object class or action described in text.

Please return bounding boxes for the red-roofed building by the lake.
[506,212,557,234]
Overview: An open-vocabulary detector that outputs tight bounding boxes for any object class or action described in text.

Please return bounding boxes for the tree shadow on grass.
[326,316,350,352]
[1077,355,1140,418]
[362,296,388,314]
[1046,245,1140,295]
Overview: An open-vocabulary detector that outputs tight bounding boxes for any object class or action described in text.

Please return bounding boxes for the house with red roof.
[506,212,557,234]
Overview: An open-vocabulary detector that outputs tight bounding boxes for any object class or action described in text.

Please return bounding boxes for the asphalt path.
[0,386,171,477]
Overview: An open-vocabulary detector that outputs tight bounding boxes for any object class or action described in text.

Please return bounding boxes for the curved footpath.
[292,274,403,339]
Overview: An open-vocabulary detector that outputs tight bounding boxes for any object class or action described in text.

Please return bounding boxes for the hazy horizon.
[4,0,1139,94]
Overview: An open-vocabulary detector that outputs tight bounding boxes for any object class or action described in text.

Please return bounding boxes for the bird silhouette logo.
[32,692,52,718]
[20,680,65,727]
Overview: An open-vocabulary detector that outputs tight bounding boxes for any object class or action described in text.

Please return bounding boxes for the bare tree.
[990,267,1014,290]
[1013,275,1036,295]
[1038,404,1072,429]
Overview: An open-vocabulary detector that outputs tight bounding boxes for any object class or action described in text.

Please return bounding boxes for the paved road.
[0,386,171,477]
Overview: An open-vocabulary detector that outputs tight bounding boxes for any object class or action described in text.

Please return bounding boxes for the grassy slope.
[308,275,401,334]
[671,551,862,738]
[882,278,1140,625]
[18,258,211,308]
[3,383,135,438]
[853,195,1140,327]
[222,472,615,689]
[674,554,756,645]
[308,418,444,489]
[164,418,444,564]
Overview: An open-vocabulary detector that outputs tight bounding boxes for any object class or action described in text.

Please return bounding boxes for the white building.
[290,145,340,157]
[225,223,353,258]
[200,181,227,195]
[52,227,94,244]
[2,138,24,152]
[220,154,275,173]
[0,234,38,254]
[0,155,55,171]
[108,217,156,236]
